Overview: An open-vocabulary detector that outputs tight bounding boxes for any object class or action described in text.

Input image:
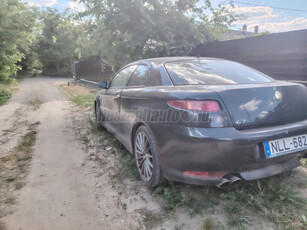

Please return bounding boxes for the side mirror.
[97,81,108,89]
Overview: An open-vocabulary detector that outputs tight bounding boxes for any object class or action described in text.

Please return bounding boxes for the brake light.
[168,100,221,112]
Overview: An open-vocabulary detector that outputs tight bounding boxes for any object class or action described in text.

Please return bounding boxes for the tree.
[37,8,78,75]
[0,0,37,83]
[75,0,238,71]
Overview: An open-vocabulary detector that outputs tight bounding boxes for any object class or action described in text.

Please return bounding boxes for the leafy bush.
[0,88,12,105]
[0,0,37,83]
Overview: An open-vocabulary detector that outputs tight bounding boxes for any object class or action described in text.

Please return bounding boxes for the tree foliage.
[76,0,238,70]
[0,0,37,82]
[37,9,79,75]
[0,0,239,82]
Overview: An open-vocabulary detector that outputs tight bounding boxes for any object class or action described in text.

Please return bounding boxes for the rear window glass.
[165,59,273,85]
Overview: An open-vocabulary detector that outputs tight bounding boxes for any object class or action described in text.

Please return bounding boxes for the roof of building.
[222,29,256,41]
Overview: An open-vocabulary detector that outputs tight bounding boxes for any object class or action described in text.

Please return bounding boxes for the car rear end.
[151,58,307,187]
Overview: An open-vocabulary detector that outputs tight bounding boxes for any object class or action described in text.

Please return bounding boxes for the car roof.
[129,56,222,65]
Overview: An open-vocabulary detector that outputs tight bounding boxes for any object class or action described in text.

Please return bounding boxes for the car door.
[120,63,158,149]
[100,65,137,135]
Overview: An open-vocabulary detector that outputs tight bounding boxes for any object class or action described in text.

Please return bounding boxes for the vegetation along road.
[0,77,306,230]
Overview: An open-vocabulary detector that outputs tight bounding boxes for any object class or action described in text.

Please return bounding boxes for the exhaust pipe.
[215,178,230,189]
[229,175,241,185]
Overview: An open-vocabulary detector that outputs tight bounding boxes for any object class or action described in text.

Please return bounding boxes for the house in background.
[222,25,259,41]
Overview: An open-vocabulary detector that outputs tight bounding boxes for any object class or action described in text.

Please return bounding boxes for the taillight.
[168,100,221,112]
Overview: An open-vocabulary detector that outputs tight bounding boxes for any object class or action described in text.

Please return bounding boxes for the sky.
[22,0,307,33]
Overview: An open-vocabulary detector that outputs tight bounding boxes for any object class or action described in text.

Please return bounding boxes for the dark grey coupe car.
[94,57,307,188]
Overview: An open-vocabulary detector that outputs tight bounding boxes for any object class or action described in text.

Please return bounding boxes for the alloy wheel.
[135,131,153,181]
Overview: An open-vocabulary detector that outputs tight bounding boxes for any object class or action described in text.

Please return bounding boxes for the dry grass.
[28,98,43,110]
[0,122,39,223]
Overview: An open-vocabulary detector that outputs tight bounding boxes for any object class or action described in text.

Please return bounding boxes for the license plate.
[264,134,307,158]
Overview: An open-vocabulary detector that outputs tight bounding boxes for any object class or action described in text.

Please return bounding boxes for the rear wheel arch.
[131,122,159,154]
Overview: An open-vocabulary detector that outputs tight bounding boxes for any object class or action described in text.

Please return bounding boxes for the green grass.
[59,83,98,109]
[0,81,19,106]
[71,93,97,108]
[154,183,213,216]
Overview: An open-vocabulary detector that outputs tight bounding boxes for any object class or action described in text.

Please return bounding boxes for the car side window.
[109,65,137,88]
[127,65,150,87]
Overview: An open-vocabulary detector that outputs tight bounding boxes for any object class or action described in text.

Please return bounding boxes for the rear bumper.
[149,119,307,185]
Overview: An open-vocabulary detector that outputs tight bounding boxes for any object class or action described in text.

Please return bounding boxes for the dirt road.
[1,77,105,230]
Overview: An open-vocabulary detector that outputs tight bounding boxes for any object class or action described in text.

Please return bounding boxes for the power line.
[232,1,307,12]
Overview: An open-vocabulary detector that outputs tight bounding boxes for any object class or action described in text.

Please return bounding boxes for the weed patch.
[202,218,214,230]
[154,183,209,216]
[220,177,307,229]
[28,98,43,110]
[140,211,163,230]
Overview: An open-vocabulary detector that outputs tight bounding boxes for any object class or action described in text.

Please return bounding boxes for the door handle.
[112,94,121,100]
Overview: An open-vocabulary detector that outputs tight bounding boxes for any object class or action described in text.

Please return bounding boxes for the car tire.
[134,125,165,187]
[95,102,104,130]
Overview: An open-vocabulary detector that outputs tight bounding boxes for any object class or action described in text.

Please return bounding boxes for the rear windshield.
[165,59,273,85]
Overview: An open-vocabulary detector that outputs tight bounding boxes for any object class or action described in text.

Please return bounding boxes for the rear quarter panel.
[120,85,232,153]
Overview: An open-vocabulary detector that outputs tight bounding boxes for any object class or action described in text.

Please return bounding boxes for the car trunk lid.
[207,81,307,129]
